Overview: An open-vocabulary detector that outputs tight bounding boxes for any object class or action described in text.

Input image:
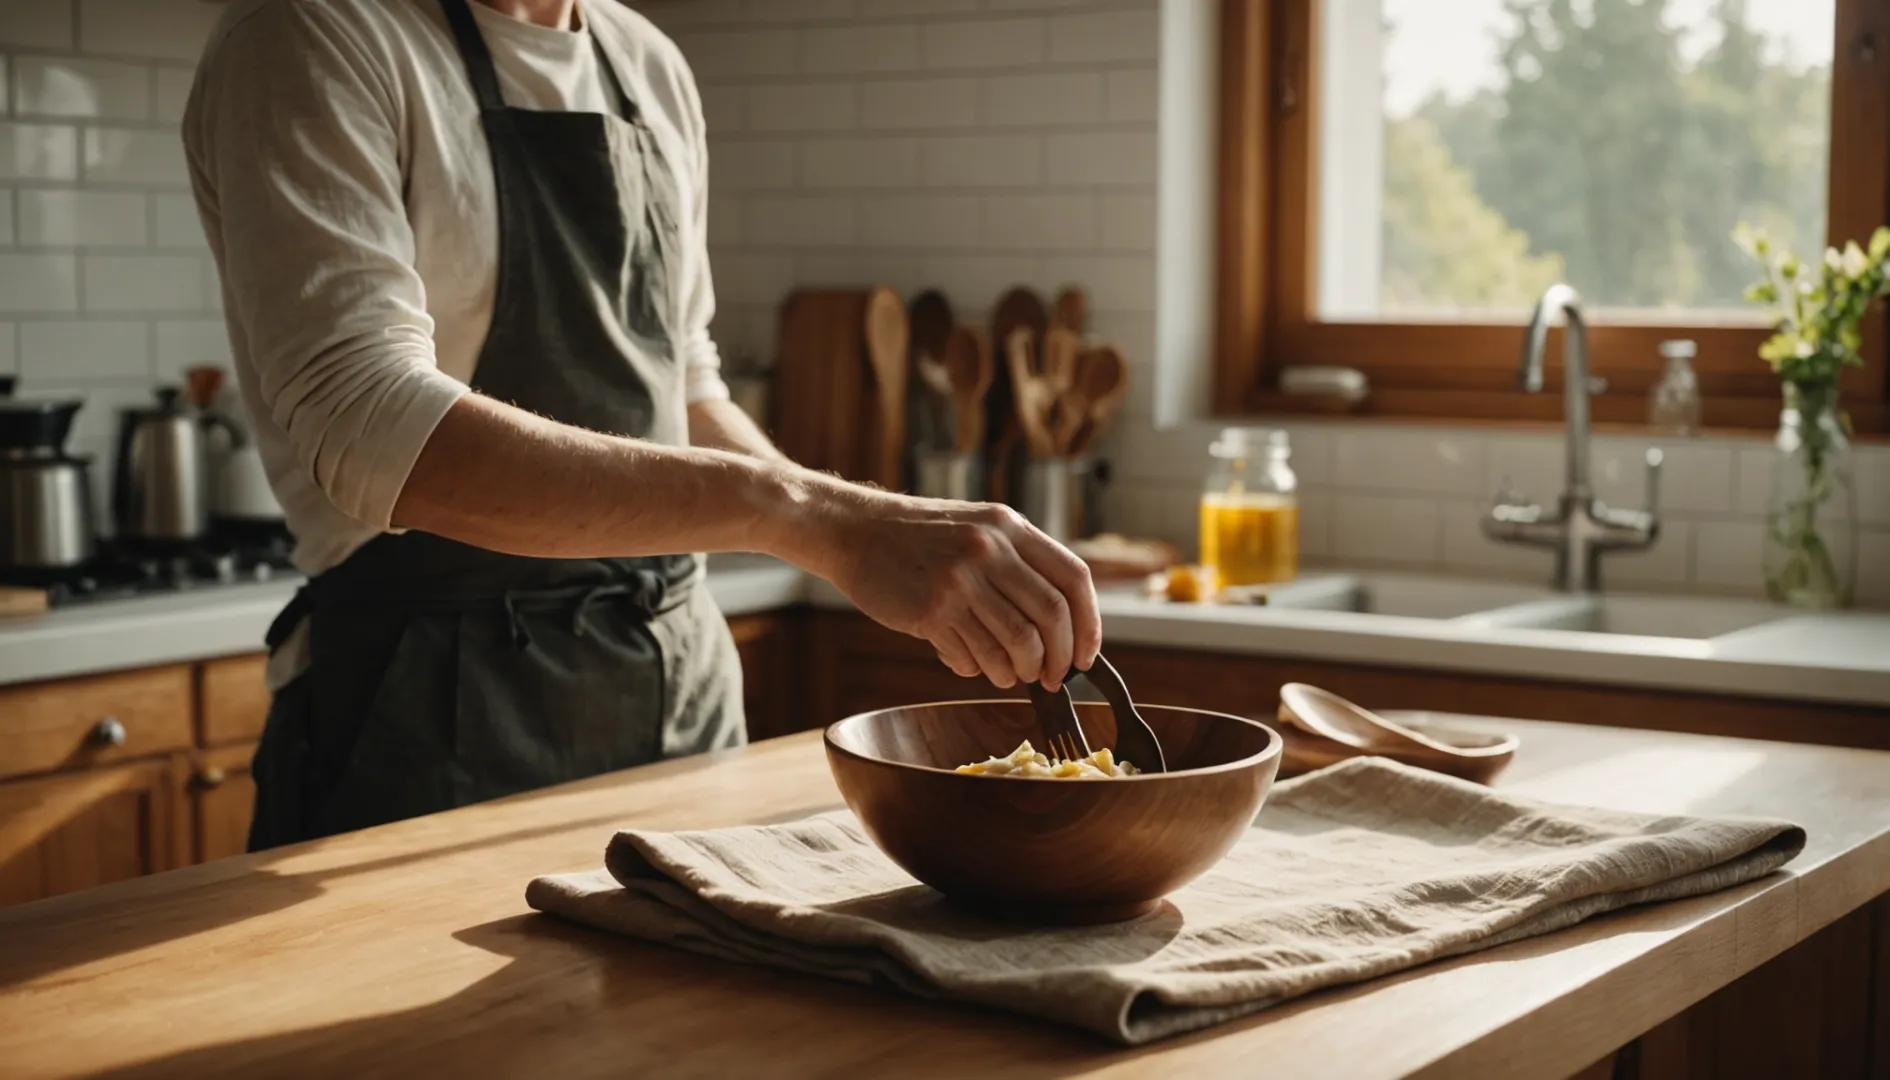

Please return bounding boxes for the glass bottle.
[1649,339,1703,435]
[1763,382,1857,608]
[1199,428,1298,587]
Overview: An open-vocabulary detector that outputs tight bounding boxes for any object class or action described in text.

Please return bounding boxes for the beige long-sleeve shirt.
[184,0,730,580]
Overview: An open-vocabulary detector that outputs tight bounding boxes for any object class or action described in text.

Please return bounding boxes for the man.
[184,0,1099,849]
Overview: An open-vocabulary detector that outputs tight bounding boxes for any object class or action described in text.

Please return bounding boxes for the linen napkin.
[526,757,1805,1045]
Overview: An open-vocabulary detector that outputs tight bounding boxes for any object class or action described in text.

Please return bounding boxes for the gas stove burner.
[3,533,300,608]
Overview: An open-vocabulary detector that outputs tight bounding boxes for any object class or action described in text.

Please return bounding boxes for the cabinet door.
[199,655,271,747]
[190,744,258,864]
[0,756,188,908]
[729,614,799,741]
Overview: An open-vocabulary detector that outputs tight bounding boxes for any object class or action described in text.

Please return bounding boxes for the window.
[1215,0,1890,431]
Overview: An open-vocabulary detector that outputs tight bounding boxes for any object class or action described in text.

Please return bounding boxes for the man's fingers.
[954,612,1021,688]
[1009,525,1101,670]
[964,581,1045,689]
[986,537,1074,689]
[932,628,981,679]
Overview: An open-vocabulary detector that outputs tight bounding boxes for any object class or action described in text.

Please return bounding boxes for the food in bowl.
[955,739,1138,778]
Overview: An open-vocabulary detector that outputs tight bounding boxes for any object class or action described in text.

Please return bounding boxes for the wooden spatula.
[863,286,909,490]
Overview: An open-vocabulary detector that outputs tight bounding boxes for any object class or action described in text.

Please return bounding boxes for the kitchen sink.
[1263,573,1558,620]
[1454,593,1788,640]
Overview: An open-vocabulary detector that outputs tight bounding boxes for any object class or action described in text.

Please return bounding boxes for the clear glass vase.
[1763,382,1857,608]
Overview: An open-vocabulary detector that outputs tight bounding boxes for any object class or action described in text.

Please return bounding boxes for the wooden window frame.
[1215,0,1890,433]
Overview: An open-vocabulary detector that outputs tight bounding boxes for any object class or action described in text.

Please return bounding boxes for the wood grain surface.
[3,719,1890,1079]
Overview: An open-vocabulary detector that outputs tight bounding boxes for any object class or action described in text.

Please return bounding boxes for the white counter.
[4,556,1888,710]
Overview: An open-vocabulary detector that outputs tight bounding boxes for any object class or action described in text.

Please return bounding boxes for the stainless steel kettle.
[113,387,232,546]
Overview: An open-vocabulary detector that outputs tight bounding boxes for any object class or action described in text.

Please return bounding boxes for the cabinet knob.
[91,717,127,747]
[193,767,228,790]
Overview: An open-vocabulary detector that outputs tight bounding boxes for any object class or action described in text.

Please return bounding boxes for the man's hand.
[789,486,1101,691]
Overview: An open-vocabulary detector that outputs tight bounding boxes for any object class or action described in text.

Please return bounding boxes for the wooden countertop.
[5,717,1890,1079]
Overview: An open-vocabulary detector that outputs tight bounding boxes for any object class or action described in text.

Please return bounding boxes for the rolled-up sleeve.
[185,4,466,531]
[673,55,730,407]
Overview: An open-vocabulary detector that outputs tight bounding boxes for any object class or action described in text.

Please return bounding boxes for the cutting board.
[770,288,906,490]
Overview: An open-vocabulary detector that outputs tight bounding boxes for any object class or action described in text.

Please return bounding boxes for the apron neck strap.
[440,0,507,113]
[442,0,637,122]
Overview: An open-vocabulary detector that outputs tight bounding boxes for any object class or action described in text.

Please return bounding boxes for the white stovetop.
[2,555,1887,708]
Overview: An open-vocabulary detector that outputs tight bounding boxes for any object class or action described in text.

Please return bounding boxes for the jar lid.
[1210,427,1289,458]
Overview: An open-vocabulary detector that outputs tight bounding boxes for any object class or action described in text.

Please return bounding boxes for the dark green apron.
[246,0,743,849]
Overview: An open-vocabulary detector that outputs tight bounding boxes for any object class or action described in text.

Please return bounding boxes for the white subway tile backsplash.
[151,192,206,248]
[0,123,80,181]
[1095,192,1153,250]
[872,0,982,15]
[1596,437,1732,513]
[0,323,15,375]
[858,194,980,249]
[153,319,231,381]
[1104,69,1158,123]
[980,192,1093,251]
[859,77,978,130]
[0,190,11,245]
[705,139,797,189]
[919,133,1041,187]
[793,252,926,293]
[670,30,796,79]
[981,72,1104,127]
[20,320,149,380]
[1044,130,1156,186]
[984,0,1101,11]
[917,253,1042,313]
[83,127,188,185]
[1854,447,1890,526]
[706,190,742,245]
[711,252,799,305]
[745,82,856,132]
[747,0,854,21]
[637,0,746,29]
[744,195,856,247]
[920,18,1046,71]
[0,254,79,311]
[82,254,204,312]
[18,189,147,248]
[13,56,149,120]
[698,84,743,133]
[1733,443,1773,515]
[0,0,73,49]
[1331,428,1487,496]
[1047,10,1160,63]
[1608,518,1692,587]
[1039,253,1151,312]
[1693,519,1767,591]
[799,136,919,189]
[1331,495,1442,567]
[154,66,193,123]
[1296,490,1332,559]
[799,24,919,75]
[79,0,220,61]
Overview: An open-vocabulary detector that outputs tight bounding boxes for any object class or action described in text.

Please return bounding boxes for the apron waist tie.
[502,568,675,651]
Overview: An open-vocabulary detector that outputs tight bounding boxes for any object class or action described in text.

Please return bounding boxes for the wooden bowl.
[824,700,1282,925]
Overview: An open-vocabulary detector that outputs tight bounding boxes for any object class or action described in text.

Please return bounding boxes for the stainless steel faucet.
[1483,284,1663,592]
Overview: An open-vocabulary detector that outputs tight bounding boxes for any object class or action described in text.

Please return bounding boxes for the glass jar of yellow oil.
[1199,428,1298,587]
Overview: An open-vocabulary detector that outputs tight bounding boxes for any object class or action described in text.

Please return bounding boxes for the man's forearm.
[686,398,788,462]
[393,393,826,563]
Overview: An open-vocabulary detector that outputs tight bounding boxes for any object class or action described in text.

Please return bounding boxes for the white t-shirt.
[184,0,730,580]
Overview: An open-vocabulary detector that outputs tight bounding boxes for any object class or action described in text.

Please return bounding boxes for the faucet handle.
[1643,448,1663,513]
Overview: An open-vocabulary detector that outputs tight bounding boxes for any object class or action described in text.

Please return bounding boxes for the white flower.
[1842,241,1870,278]
[1794,339,1816,358]
[1825,246,1845,273]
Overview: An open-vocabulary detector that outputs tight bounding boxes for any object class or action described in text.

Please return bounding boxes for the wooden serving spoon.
[1051,285,1087,334]
[1277,683,1518,784]
[908,290,956,451]
[1004,326,1056,458]
[863,286,909,490]
[1068,345,1127,456]
[940,325,992,454]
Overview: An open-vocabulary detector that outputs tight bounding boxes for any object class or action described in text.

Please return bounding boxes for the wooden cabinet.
[189,743,258,864]
[0,665,193,781]
[199,655,271,746]
[0,755,187,907]
[729,613,806,742]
